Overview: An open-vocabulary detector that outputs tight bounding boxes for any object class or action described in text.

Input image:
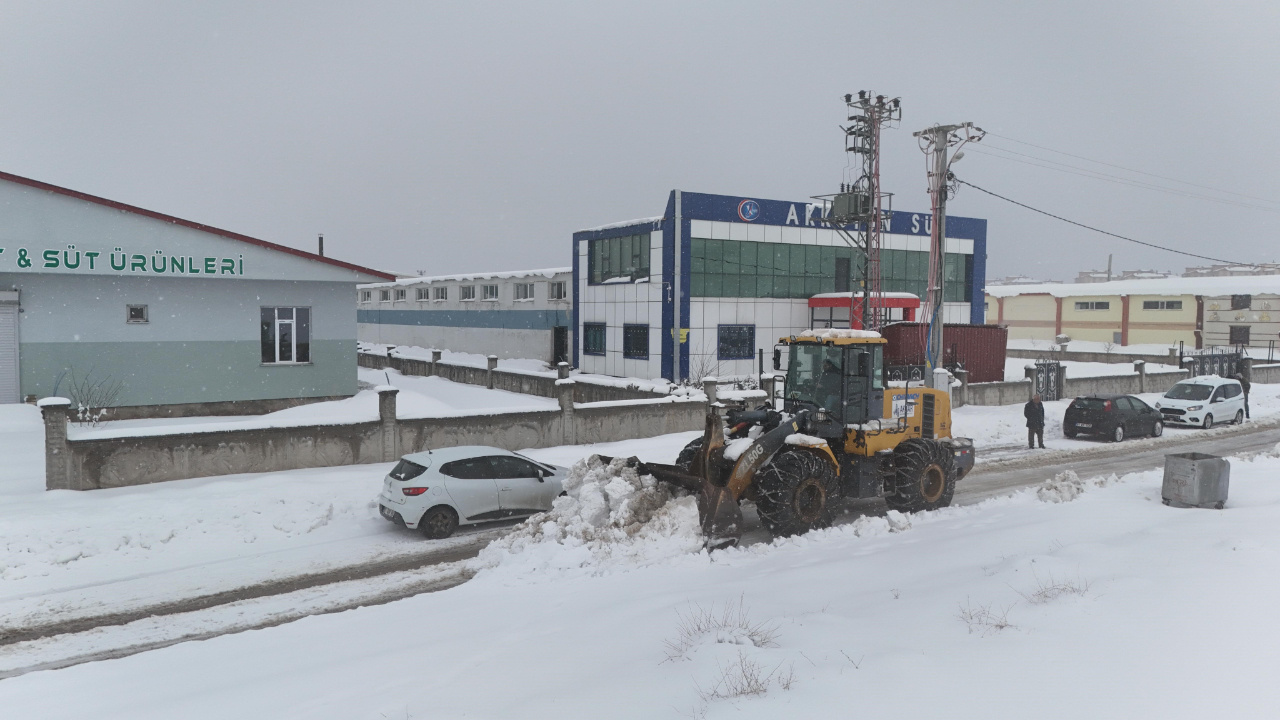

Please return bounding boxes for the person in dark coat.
[1233,372,1251,419]
[1024,394,1046,449]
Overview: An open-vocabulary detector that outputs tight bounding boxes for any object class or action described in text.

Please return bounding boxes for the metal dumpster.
[1162,452,1230,509]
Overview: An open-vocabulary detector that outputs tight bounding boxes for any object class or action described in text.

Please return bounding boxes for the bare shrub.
[1017,572,1091,604]
[665,595,778,662]
[957,598,1017,636]
[696,651,795,702]
[62,368,124,427]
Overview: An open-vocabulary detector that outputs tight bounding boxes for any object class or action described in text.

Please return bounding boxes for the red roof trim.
[0,170,396,281]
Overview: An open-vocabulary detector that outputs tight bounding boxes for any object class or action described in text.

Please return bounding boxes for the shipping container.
[881,323,1008,383]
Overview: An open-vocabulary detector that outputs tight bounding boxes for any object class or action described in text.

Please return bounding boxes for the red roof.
[0,170,396,281]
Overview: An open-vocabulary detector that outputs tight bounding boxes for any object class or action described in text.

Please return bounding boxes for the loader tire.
[885,438,955,513]
[754,448,840,537]
[675,437,705,473]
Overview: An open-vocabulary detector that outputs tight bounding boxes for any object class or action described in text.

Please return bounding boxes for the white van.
[1155,376,1245,429]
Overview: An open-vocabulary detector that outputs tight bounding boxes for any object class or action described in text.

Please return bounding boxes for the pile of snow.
[1036,470,1117,503]
[473,455,705,579]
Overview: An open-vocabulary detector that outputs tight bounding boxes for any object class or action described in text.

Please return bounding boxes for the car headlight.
[1187,405,1202,412]
[1154,402,1161,409]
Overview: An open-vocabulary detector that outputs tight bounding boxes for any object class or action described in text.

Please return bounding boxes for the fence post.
[431,349,441,377]
[1134,359,1146,394]
[557,361,571,380]
[487,355,498,389]
[39,397,73,491]
[1024,365,1036,401]
[557,379,576,445]
[760,373,775,410]
[1241,356,1253,382]
[953,369,969,407]
[703,377,718,406]
[377,386,399,462]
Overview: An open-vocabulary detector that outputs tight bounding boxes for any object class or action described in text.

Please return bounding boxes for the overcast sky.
[1,1,1277,281]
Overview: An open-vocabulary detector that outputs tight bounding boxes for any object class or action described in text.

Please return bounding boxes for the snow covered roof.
[360,267,571,288]
[576,216,663,233]
[810,292,920,300]
[796,328,883,340]
[985,274,1280,299]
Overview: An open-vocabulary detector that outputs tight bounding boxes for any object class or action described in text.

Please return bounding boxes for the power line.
[985,131,1279,206]
[969,146,1280,215]
[954,177,1251,266]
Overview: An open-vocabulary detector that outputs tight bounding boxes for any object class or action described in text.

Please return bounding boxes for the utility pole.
[913,122,984,387]
[819,91,901,331]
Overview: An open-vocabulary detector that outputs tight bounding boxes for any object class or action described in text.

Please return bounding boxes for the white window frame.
[460,285,476,301]
[415,288,428,301]
[379,289,391,302]
[261,306,311,365]
[548,281,567,301]
[514,282,535,301]
[359,290,372,303]
[433,286,448,301]
[1074,301,1109,311]
[482,284,499,301]
[394,288,407,302]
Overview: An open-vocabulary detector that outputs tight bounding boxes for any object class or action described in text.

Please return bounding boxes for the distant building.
[1183,263,1280,278]
[1074,269,1172,284]
[357,268,572,364]
[987,275,1052,286]
[987,275,1280,349]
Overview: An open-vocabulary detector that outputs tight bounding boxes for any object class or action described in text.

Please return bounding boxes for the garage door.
[0,301,18,403]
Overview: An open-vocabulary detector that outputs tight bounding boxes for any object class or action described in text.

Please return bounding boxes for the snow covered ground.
[1002,357,1179,382]
[1009,337,1280,361]
[5,441,1280,717]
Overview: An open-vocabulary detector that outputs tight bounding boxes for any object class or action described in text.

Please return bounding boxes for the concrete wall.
[5,272,359,406]
[358,351,667,403]
[1058,294,1124,343]
[1006,348,1180,365]
[1127,294,1198,345]
[1202,293,1280,347]
[993,293,1057,341]
[43,386,705,490]
[965,379,1032,406]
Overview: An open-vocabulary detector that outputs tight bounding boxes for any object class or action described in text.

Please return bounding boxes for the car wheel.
[419,505,459,539]
[1064,427,1077,439]
[1202,414,1214,430]
[1234,410,1244,425]
[1113,425,1125,443]
[1151,420,1163,438]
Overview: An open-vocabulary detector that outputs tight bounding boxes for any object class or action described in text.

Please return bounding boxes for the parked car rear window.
[1071,398,1109,411]
[389,459,427,481]
[439,458,493,479]
[1223,383,1242,398]
[1165,383,1213,401]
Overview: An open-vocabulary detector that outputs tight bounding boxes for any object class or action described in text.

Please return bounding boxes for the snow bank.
[472,456,705,580]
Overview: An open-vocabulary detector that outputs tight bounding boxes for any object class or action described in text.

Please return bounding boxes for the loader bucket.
[599,457,745,550]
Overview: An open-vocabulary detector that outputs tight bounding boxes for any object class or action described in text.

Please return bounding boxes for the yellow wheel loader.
[618,330,975,548]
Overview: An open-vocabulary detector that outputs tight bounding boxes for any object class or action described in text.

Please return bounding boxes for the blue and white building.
[573,190,987,382]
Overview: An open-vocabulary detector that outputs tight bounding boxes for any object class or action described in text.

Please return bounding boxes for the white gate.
[0,300,18,403]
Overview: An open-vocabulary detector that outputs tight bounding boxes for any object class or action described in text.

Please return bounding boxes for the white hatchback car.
[378,446,567,538]
[1155,376,1246,429]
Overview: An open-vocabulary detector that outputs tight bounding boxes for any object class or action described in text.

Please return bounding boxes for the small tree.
[65,369,124,427]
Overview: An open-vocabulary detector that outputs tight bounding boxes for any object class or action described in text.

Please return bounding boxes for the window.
[583,323,606,356]
[125,304,148,324]
[482,284,499,301]
[514,282,535,301]
[717,325,755,360]
[1142,300,1183,310]
[487,455,544,479]
[360,290,372,303]
[1223,383,1241,399]
[1075,301,1110,311]
[1231,294,1252,310]
[1113,331,1123,343]
[588,233,650,284]
[379,289,391,302]
[438,457,493,479]
[1230,325,1250,345]
[260,307,311,364]
[460,285,476,301]
[548,281,567,300]
[623,325,649,359]
[394,289,407,301]
[415,288,428,301]
[433,286,448,301]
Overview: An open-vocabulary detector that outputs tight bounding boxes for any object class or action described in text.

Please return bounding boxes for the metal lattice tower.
[817,92,901,330]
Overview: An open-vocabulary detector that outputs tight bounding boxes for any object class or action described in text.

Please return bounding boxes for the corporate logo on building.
[737,199,760,222]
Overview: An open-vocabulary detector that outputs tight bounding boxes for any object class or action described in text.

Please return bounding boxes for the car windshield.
[785,344,844,410]
[389,459,427,481]
[1165,383,1213,401]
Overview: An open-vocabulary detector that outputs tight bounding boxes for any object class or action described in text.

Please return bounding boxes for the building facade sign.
[0,246,246,276]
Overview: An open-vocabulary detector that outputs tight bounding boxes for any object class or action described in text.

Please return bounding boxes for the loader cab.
[780,339,885,427]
